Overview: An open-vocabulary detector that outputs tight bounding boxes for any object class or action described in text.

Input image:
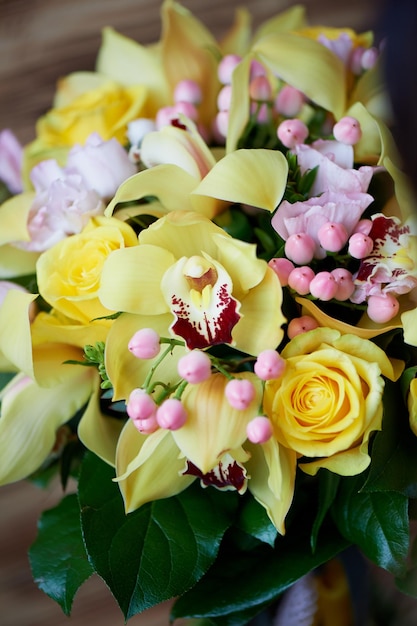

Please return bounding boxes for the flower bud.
[217,85,232,112]
[225,378,256,410]
[177,350,212,383]
[331,268,355,301]
[127,388,157,421]
[173,101,199,121]
[218,54,242,84]
[174,79,202,105]
[246,416,273,444]
[254,350,286,380]
[249,76,272,101]
[275,85,305,117]
[268,257,295,286]
[128,328,160,359]
[156,398,187,430]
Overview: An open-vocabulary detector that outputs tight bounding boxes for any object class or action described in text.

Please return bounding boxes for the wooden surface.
[0,0,382,144]
[0,1,406,625]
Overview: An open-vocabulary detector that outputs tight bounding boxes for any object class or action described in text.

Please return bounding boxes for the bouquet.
[1,1,417,624]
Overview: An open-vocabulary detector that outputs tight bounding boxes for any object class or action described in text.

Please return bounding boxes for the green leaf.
[311,470,341,551]
[79,452,239,620]
[171,517,348,623]
[332,473,409,576]
[0,371,15,392]
[235,494,278,547]
[29,493,93,615]
[363,379,417,497]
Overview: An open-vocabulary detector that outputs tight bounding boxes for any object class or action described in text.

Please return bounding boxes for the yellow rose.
[264,327,397,476]
[36,216,138,325]
[34,79,147,149]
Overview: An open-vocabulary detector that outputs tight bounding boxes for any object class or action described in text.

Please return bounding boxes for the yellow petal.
[161,0,220,127]
[192,149,288,213]
[0,192,34,245]
[31,310,110,350]
[99,244,174,314]
[77,377,124,466]
[219,7,252,56]
[332,333,398,381]
[253,32,346,119]
[402,306,417,347]
[53,71,112,108]
[245,438,296,534]
[252,5,307,43]
[116,422,193,513]
[172,372,262,474]
[226,54,252,153]
[96,28,170,115]
[105,165,196,217]
[299,444,372,477]
[213,234,265,294]
[0,245,39,278]
[0,367,95,485]
[104,312,186,401]
[0,289,37,377]
[232,267,285,355]
[408,378,417,437]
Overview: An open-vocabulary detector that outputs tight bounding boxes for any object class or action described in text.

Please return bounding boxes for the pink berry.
[317,221,349,252]
[177,350,212,383]
[361,47,379,70]
[287,315,319,339]
[225,378,256,410]
[155,106,176,129]
[250,59,266,79]
[133,416,159,434]
[288,266,315,295]
[246,416,273,444]
[127,388,157,421]
[249,76,272,101]
[173,101,198,121]
[333,116,362,145]
[214,111,229,138]
[348,233,374,259]
[173,79,202,105]
[254,350,286,380]
[217,85,232,112]
[367,293,400,323]
[284,233,316,265]
[128,328,160,359]
[268,257,295,286]
[156,398,187,430]
[218,54,242,84]
[277,119,309,148]
[353,219,373,235]
[274,85,305,117]
[331,268,355,301]
[309,271,338,301]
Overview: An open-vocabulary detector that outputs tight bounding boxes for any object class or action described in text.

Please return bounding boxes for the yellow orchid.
[99,210,286,355]
[115,371,297,533]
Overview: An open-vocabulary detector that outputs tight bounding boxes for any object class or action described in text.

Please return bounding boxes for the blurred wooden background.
[0,0,382,144]
[0,1,397,625]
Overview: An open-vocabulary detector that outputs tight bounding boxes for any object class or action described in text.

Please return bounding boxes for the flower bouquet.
[1,1,417,624]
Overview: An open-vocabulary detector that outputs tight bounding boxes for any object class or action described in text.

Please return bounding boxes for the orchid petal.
[232,266,285,355]
[96,28,170,115]
[104,312,186,401]
[105,165,196,218]
[172,372,262,474]
[253,33,346,119]
[0,290,37,377]
[226,55,252,153]
[0,367,95,485]
[99,245,174,314]
[402,305,417,347]
[252,5,307,43]
[219,7,252,56]
[31,310,110,350]
[161,0,220,127]
[162,255,241,349]
[0,245,39,278]
[245,439,296,534]
[192,149,288,213]
[116,422,193,513]
[77,377,124,466]
[213,234,266,295]
[0,192,33,245]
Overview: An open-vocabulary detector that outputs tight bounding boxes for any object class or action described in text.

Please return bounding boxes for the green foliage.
[29,493,93,615]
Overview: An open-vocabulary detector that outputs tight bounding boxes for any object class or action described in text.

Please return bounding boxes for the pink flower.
[66,133,136,199]
[272,190,374,260]
[19,169,103,252]
[0,129,23,194]
[293,140,374,197]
